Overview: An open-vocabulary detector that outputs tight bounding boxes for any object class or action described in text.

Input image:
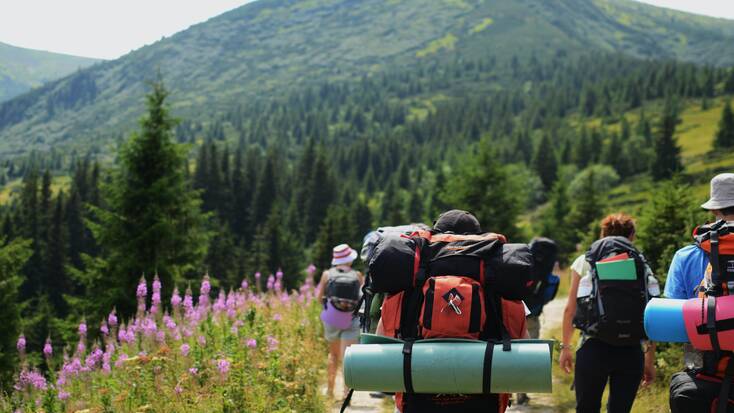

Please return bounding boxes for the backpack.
[366,231,534,413]
[326,268,361,312]
[359,224,431,332]
[525,238,560,317]
[573,236,652,346]
[670,221,734,413]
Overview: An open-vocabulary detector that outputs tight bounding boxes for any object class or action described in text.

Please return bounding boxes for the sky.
[0,0,733,60]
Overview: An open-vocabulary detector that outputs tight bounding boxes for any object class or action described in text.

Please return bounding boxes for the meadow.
[1,270,328,413]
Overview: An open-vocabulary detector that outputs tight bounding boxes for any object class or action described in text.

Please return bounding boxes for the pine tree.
[539,180,575,262]
[532,134,558,191]
[637,179,702,281]
[725,69,734,94]
[714,101,734,149]
[443,138,521,240]
[303,149,336,243]
[0,238,32,390]
[567,168,602,241]
[250,149,279,231]
[651,97,683,181]
[90,81,210,317]
[46,192,67,315]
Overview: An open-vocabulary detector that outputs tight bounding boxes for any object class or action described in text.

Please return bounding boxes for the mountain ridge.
[0,0,733,157]
[0,41,101,103]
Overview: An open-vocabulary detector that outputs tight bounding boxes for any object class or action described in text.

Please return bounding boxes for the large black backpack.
[326,268,361,312]
[524,237,560,317]
[573,236,650,346]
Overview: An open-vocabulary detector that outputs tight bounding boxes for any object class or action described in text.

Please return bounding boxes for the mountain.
[0,42,100,103]
[0,0,733,157]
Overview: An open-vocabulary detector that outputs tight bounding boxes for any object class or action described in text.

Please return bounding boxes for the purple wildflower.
[171,287,182,308]
[273,313,282,321]
[58,390,70,401]
[241,279,249,290]
[189,367,198,375]
[16,334,26,353]
[78,321,87,336]
[246,338,257,349]
[197,335,207,347]
[217,359,230,376]
[108,309,118,327]
[200,275,211,295]
[43,338,53,358]
[136,277,147,298]
[15,370,48,391]
[100,320,109,336]
[267,336,279,352]
[180,343,190,357]
[175,384,183,395]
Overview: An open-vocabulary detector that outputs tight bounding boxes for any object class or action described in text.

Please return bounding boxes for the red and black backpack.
[362,230,534,413]
[671,221,734,413]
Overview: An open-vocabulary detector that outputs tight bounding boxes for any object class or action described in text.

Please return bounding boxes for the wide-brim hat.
[701,173,734,210]
[332,243,358,266]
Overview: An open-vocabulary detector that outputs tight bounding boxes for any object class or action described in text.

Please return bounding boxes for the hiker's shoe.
[369,392,387,399]
[516,393,530,405]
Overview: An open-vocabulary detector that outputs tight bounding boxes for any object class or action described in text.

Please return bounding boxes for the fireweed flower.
[171,287,182,308]
[115,353,128,368]
[180,343,190,357]
[266,274,275,290]
[136,277,147,298]
[175,384,183,395]
[58,390,70,401]
[217,359,230,375]
[100,320,109,336]
[43,338,53,358]
[108,309,118,327]
[78,321,87,337]
[241,279,249,290]
[16,334,26,353]
[273,313,282,321]
[246,338,257,349]
[267,336,279,352]
[189,367,198,375]
[14,370,47,391]
[197,335,207,347]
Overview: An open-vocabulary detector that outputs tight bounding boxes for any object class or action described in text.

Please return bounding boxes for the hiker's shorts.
[323,317,360,342]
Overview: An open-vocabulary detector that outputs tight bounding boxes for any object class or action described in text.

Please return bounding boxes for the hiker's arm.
[560,269,580,374]
[642,341,657,386]
[317,271,328,302]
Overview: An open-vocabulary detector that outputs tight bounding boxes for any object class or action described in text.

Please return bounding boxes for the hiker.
[664,173,734,369]
[516,237,561,406]
[559,213,658,413]
[317,243,364,399]
[373,209,531,412]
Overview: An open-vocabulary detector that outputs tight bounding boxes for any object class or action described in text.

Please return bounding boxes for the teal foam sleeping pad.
[345,335,554,394]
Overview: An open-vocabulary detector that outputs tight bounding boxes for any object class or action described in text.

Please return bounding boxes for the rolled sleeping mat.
[683,295,734,351]
[343,339,554,394]
[644,298,689,343]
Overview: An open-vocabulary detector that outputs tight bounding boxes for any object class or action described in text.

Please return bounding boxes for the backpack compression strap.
[340,389,354,413]
[402,341,415,393]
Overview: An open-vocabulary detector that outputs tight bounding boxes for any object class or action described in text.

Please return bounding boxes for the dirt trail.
[331,297,568,413]
[507,297,566,412]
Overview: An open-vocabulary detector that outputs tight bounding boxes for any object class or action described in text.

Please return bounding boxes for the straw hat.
[332,243,358,266]
[701,173,734,210]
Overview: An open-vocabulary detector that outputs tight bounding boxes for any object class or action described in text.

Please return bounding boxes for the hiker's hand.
[559,348,573,374]
[642,355,656,387]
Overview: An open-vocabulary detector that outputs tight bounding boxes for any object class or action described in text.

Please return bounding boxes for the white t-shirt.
[571,254,591,278]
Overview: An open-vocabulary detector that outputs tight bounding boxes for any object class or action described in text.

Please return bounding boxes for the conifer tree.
[567,168,602,241]
[303,149,336,243]
[91,80,210,317]
[250,149,279,231]
[637,179,702,280]
[46,192,67,315]
[0,238,32,390]
[651,97,683,181]
[443,138,521,240]
[532,134,558,191]
[714,101,734,149]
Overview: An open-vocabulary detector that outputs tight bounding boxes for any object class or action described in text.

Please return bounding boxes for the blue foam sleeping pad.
[345,335,554,394]
[644,298,689,343]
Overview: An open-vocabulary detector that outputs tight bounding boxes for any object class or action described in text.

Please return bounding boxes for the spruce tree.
[637,179,701,280]
[303,149,336,243]
[0,238,32,390]
[46,192,67,315]
[539,180,575,261]
[443,138,521,240]
[651,97,683,181]
[567,168,602,241]
[714,101,734,149]
[91,81,210,317]
[532,134,558,191]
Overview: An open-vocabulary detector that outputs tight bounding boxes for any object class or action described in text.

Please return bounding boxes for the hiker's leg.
[327,339,341,398]
[575,339,610,413]
[606,344,643,413]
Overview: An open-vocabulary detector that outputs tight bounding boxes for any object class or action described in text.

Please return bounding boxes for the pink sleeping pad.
[683,295,734,351]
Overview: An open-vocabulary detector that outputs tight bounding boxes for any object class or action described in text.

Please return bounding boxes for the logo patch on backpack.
[442,288,464,315]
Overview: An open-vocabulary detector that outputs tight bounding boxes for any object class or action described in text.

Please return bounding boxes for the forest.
[1,49,734,407]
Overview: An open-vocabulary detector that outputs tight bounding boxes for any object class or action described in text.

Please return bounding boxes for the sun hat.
[433,209,482,234]
[332,243,358,266]
[701,173,734,210]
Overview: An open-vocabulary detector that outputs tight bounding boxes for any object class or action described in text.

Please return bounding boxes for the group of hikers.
[316,172,734,413]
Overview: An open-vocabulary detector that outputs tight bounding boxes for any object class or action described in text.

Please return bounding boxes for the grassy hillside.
[1,0,734,157]
[0,42,100,102]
